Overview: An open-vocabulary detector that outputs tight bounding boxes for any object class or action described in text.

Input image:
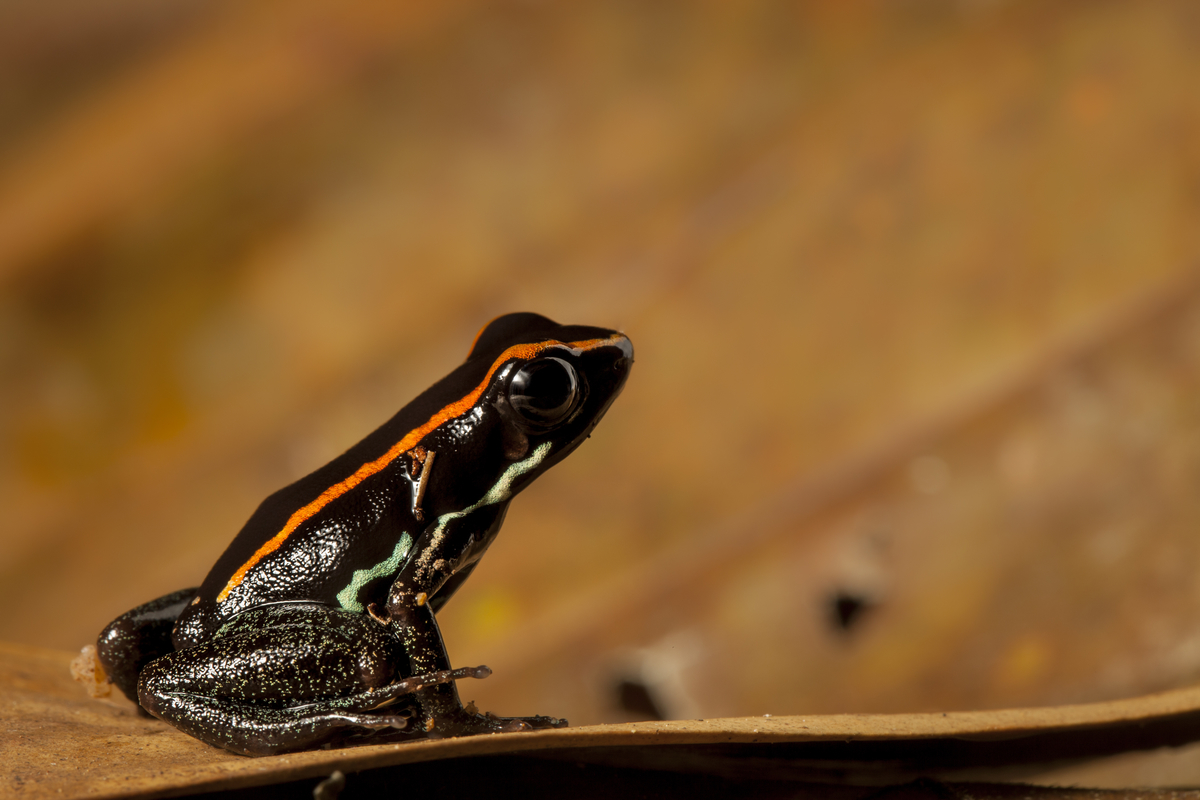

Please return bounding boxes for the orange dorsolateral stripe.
[215,334,624,602]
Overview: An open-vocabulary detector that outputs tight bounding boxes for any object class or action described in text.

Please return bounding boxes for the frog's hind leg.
[141,664,489,755]
[96,588,198,709]
[141,687,419,756]
[137,604,488,755]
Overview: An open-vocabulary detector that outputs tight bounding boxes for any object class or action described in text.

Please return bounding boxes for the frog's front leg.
[385,512,567,737]
[138,604,487,755]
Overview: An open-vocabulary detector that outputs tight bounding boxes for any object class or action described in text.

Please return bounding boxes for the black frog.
[87,313,633,755]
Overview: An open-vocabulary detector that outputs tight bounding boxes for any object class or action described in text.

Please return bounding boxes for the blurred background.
[3,0,1200,729]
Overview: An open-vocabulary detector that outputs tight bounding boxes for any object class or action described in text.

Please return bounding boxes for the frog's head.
[417,312,633,511]
[475,312,632,471]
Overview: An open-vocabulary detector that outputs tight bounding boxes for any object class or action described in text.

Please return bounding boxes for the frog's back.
[174,313,630,648]
[182,357,488,631]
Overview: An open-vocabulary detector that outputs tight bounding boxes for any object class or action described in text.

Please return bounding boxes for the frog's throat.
[217,334,625,604]
[335,442,552,614]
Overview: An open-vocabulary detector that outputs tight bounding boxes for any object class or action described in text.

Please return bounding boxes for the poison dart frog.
[90,313,633,756]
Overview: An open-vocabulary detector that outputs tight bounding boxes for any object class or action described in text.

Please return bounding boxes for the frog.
[89,312,633,756]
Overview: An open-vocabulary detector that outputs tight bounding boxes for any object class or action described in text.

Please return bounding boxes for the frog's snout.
[612,334,634,363]
[606,335,634,384]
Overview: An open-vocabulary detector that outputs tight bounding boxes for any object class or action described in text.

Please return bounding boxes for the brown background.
[3,0,1200,729]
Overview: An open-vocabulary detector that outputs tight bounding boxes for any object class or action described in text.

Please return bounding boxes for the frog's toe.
[495,718,533,733]
[485,712,568,732]
[337,712,413,732]
[516,714,568,730]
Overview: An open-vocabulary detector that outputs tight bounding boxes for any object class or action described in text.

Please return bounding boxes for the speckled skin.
[96,588,197,713]
[138,605,491,755]
[94,314,633,756]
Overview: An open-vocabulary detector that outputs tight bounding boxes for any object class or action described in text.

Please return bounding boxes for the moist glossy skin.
[95,313,633,756]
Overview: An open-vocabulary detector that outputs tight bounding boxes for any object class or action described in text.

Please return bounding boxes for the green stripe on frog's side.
[335,441,553,614]
[337,533,414,613]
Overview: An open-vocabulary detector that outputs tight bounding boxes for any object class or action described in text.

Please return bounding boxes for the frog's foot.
[336,665,491,714]
[330,711,414,732]
[486,712,569,732]
[418,702,568,737]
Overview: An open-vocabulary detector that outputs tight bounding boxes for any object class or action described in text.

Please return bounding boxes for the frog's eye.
[508,357,580,427]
